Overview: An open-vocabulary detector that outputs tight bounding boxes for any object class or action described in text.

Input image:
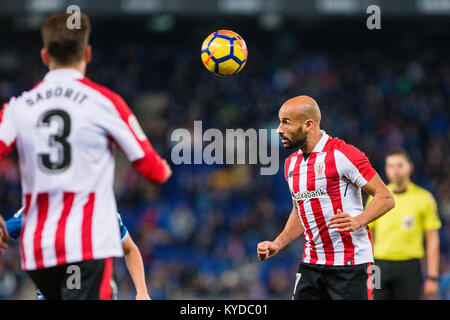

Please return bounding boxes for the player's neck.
[391,179,411,193]
[49,61,86,75]
[300,130,322,154]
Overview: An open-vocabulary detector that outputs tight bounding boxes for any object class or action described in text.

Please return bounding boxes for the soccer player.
[0,12,171,299]
[3,208,151,300]
[257,96,395,300]
[367,149,441,299]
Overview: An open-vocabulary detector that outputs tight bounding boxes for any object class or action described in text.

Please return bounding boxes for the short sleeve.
[422,192,441,231]
[0,101,17,158]
[99,93,149,162]
[5,208,24,240]
[116,212,129,242]
[79,78,167,183]
[334,143,377,188]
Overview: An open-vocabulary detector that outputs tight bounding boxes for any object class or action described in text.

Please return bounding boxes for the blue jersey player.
[4,208,151,300]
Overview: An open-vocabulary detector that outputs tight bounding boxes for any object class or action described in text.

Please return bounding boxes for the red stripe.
[34,193,49,269]
[99,258,113,300]
[54,192,75,265]
[19,194,32,269]
[298,201,318,264]
[291,155,318,264]
[307,153,334,265]
[82,192,95,261]
[324,147,355,265]
[367,263,373,300]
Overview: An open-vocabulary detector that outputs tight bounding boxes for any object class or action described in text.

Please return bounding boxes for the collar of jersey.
[297,130,330,155]
[44,68,84,80]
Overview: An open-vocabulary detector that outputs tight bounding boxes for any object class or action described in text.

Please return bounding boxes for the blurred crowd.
[0,25,449,299]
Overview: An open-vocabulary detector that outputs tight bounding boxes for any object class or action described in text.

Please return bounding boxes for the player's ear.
[304,119,313,132]
[84,45,92,63]
[41,48,50,66]
[409,161,414,175]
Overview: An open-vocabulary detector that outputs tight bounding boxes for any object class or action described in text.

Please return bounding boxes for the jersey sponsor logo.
[291,188,328,201]
[128,115,147,141]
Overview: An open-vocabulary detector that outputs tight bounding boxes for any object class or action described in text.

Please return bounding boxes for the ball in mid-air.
[201,30,248,76]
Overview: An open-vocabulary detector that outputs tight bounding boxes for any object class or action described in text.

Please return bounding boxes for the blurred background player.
[0,216,7,254]
[2,209,151,300]
[0,12,171,299]
[257,96,395,300]
[367,149,442,300]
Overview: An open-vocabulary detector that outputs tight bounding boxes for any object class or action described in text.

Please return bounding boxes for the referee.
[367,149,441,299]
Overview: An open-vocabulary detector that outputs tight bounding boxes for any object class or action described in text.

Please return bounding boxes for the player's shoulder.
[325,136,368,159]
[77,77,126,107]
[325,136,354,151]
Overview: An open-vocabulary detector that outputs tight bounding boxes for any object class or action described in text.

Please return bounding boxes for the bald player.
[257,96,395,300]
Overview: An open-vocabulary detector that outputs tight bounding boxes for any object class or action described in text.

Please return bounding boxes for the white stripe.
[92,192,122,260]
[64,193,83,264]
[23,202,38,270]
[41,193,61,268]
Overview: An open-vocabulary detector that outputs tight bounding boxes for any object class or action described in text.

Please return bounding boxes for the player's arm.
[91,85,171,184]
[122,235,151,300]
[0,216,8,253]
[424,229,440,297]
[422,194,441,297]
[329,174,395,232]
[257,200,304,261]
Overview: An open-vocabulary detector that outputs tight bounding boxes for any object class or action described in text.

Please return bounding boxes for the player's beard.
[281,131,306,149]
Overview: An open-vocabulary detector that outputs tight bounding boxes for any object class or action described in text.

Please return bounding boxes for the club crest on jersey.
[315,162,325,177]
[291,189,328,201]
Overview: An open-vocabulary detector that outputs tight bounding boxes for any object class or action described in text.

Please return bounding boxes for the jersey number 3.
[37,109,72,172]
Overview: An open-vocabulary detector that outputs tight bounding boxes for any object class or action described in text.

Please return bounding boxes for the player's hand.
[257,241,280,261]
[136,292,151,300]
[0,216,9,253]
[423,279,438,298]
[162,159,172,182]
[328,209,362,232]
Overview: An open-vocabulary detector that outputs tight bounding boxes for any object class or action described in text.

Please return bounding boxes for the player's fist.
[257,241,280,261]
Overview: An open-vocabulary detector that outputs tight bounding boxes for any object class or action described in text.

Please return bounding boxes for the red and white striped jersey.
[284,131,376,266]
[0,69,167,271]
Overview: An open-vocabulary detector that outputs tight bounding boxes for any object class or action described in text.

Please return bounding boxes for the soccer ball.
[201,30,248,76]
